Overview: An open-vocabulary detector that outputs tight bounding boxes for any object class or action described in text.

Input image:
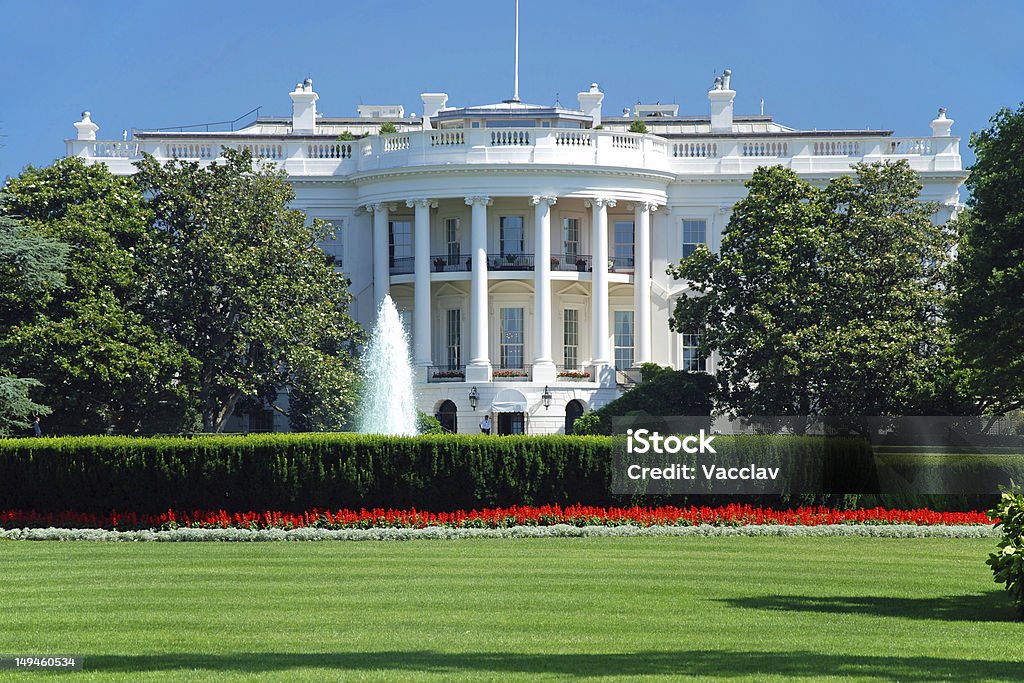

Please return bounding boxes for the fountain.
[357,295,418,435]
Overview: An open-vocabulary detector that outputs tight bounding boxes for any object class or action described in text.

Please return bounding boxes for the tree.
[669,161,959,417]
[134,149,363,432]
[378,121,398,135]
[0,203,68,434]
[2,163,198,434]
[950,104,1024,415]
[628,120,648,134]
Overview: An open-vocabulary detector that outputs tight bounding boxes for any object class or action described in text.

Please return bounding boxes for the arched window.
[436,400,458,433]
[565,399,585,435]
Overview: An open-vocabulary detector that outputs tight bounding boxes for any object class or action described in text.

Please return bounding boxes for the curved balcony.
[392,253,636,277]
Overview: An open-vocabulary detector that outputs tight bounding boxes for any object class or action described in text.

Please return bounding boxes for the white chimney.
[74,111,99,141]
[420,93,449,131]
[577,82,604,127]
[290,78,318,135]
[708,69,735,133]
[930,107,954,137]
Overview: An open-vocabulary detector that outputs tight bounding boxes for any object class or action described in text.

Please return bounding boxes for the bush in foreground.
[987,489,1024,618]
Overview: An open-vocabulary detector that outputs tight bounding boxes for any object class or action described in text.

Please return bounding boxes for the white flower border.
[0,524,999,542]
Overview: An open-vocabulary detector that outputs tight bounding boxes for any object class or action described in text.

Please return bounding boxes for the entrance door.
[436,400,457,433]
[497,412,525,435]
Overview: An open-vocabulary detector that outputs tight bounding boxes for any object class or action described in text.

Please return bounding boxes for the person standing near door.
[479,413,492,435]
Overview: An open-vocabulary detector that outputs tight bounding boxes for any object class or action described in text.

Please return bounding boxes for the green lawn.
[0,537,1020,682]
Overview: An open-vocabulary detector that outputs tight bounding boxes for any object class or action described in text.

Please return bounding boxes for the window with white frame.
[444,218,460,263]
[321,219,344,268]
[499,216,524,255]
[681,219,707,258]
[563,309,579,369]
[681,332,707,372]
[562,217,580,260]
[446,309,462,369]
[389,220,412,265]
[614,311,634,371]
[613,220,634,266]
[500,307,524,368]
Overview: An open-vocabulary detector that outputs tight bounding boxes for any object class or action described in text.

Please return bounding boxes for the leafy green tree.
[950,104,1024,415]
[378,121,398,135]
[670,162,959,417]
[134,149,363,432]
[0,203,68,434]
[2,161,198,434]
[627,120,648,134]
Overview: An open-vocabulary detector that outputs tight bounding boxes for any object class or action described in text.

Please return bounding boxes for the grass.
[0,537,1021,681]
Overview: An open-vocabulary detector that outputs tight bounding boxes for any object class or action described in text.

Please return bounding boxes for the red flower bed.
[0,505,991,531]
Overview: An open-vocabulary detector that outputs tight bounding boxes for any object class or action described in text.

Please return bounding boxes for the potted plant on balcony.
[575,258,587,272]
[465,257,472,269]
[504,253,518,267]
[550,256,560,268]
[433,257,446,271]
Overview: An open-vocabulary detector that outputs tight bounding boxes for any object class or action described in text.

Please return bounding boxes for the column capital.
[365,202,396,213]
[529,195,557,207]
[633,201,661,213]
[584,197,617,209]
[406,198,438,209]
[464,196,493,207]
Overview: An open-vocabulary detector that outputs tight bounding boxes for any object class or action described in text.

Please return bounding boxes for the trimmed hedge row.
[0,433,1015,512]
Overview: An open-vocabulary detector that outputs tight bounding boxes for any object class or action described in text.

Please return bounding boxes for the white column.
[465,196,492,382]
[634,202,656,366]
[588,198,615,384]
[370,203,390,310]
[408,198,435,369]
[531,195,557,383]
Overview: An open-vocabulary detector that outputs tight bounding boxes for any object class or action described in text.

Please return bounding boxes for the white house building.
[67,71,964,435]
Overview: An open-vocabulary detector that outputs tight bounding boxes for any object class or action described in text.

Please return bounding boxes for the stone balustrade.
[67,129,960,176]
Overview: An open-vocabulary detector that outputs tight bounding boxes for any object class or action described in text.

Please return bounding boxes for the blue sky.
[1,0,1022,183]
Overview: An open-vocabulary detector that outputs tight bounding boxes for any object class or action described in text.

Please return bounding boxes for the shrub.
[416,411,444,435]
[573,367,715,435]
[987,488,1024,618]
[628,120,648,134]
[378,121,398,135]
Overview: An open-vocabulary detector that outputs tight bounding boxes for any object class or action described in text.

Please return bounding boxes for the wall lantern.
[469,386,479,410]
[541,385,552,410]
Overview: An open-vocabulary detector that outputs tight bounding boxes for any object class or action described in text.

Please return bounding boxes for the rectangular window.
[614,311,634,371]
[446,309,462,369]
[444,218,460,263]
[562,217,580,260]
[563,309,579,369]
[389,220,412,264]
[681,332,707,372]
[321,219,344,268]
[248,408,274,433]
[500,216,524,255]
[500,307,524,369]
[681,219,707,258]
[614,220,634,267]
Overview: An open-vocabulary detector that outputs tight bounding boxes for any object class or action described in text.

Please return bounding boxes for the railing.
[427,365,465,383]
[307,142,353,159]
[431,254,470,272]
[389,257,415,275]
[488,253,535,271]
[493,366,531,381]
[556,365,592,382]
[490,130,530,146]
[609,256,635,273]
[556,130,592,146]
[71,130,957,177]
[550,253,592,272]
[672,141,717,158]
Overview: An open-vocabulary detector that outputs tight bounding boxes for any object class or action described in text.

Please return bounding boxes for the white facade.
[67,76,964,435]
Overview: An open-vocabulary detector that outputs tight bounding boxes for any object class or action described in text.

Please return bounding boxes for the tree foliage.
[950,104,1024,414]
[627,120,648,134]
[2,161,196,434]
[134,149,363,432]
[669,162,960,417]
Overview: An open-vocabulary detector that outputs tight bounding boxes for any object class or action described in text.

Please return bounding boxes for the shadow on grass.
[83,650,1022,680]
[720,591,1017,623]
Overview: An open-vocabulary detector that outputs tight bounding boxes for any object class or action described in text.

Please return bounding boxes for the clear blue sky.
[1,0,1022,183]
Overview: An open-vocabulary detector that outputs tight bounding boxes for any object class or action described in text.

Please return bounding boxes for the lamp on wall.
[541,385,552,410]
[469,386,479,410]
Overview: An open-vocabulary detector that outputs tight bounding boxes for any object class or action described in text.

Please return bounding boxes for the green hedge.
[0,433,1015,512]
